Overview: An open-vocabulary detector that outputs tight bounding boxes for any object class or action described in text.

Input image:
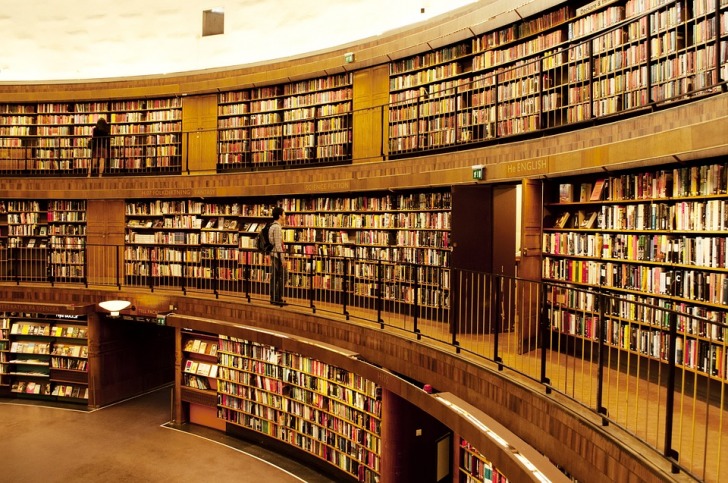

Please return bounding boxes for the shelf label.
[577,0,619,16]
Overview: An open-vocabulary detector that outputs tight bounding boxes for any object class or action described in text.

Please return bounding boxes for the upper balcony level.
[0,0,726,187]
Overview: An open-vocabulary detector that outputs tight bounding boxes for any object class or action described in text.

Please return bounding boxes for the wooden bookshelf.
[180,330,219,408]
[216,335,381,482]
[0,97,181,175]
[217,73,353,171]
[279,190,452,312]
[6,200,47,280]
[124,190,452,312]
[458,437,509,483]
[0,103,34,171]
[5,313,89,402]
[2,200,87,282]
[48,200,87,281]
[543,158,728,382]
[388,0,727,155]
[0,316,9,387]
[109,97,182,173]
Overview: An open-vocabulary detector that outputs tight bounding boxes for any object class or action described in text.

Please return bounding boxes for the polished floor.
[0,386,336,483]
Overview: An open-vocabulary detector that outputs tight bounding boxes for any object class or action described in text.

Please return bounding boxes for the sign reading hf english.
[504,159,548,177]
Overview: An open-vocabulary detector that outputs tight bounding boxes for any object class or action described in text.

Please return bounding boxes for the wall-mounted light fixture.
[98,300,132,317]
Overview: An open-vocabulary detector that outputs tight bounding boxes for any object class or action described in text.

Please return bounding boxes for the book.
[579,183,592,202]
[196,362,211,376]
[591,179,606,201]
[581,212,598,229]
[559,184,573,202]
[554,212,571,228]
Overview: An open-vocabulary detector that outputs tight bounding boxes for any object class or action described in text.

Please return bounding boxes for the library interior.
[0,0,727,482]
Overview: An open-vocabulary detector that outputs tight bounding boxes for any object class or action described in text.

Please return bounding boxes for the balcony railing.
[0,243,726,481]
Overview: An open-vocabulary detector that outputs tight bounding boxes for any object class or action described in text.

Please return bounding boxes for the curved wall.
[0,1,726,482]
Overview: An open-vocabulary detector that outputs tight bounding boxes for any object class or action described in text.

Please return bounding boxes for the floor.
[0,386,336,483]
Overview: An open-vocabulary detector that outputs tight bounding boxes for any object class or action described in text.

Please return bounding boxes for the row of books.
[183,360,218,378]
[183,338,219,356]
[546,231,728,269]
[286,211,451,229]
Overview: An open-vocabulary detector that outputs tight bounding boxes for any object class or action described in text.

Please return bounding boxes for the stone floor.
[0,386,336,483]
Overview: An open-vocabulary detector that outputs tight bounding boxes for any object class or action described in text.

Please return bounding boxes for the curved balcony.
[0,243,726,481]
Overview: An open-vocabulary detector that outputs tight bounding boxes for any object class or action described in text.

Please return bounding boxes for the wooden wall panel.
[182,94,218,174]
[353,65,389,163]
[86,199,125,285]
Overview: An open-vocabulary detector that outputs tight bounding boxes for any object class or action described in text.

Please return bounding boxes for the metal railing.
[0,243,726,481]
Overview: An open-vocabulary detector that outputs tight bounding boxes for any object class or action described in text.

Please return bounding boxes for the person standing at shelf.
[88,117,110,177]
[269,206,287,306]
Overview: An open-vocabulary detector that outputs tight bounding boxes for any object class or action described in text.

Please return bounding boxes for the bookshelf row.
[459,438,509,483]
[124,190,452,309]
[217,73,353,169]
[0,98,182,173]
[388,0,727,155]
[180,331,381,482]
[0,200,87,281]
[544,157,728,382]
[0,314,89,402]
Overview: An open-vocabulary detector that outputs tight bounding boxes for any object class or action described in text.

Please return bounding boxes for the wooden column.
[380,388,451,482]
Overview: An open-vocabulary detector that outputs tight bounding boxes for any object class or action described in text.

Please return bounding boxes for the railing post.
[664,303,680,473]
[180,253,187,296]
[450,267,459,351]
[493,274,503,369]
[308,254,316,312]
[376,259,384,327]
[540,282,551,393]
[116,245,121,289]
[46,247,54,286]
[13,248,19,285]
[342,257,350,320]
[595,289,608,425]
[413,263,420,339]
[148,258,154,292]
[82,243,89,288]
[243,252,251,303]
[212,257,219,299]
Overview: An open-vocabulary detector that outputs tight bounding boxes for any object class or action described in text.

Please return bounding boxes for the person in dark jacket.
[89,118,110,177]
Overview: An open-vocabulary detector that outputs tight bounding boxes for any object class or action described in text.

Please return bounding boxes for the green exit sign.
[472,165,484,180]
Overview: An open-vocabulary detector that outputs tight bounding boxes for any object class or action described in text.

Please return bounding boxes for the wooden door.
[450,184,493,334]
[516,178,543,353]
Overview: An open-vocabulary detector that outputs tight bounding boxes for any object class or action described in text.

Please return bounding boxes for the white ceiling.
[0,0,477,82]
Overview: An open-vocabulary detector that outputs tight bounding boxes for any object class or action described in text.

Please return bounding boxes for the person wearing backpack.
[269,206,286,306]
